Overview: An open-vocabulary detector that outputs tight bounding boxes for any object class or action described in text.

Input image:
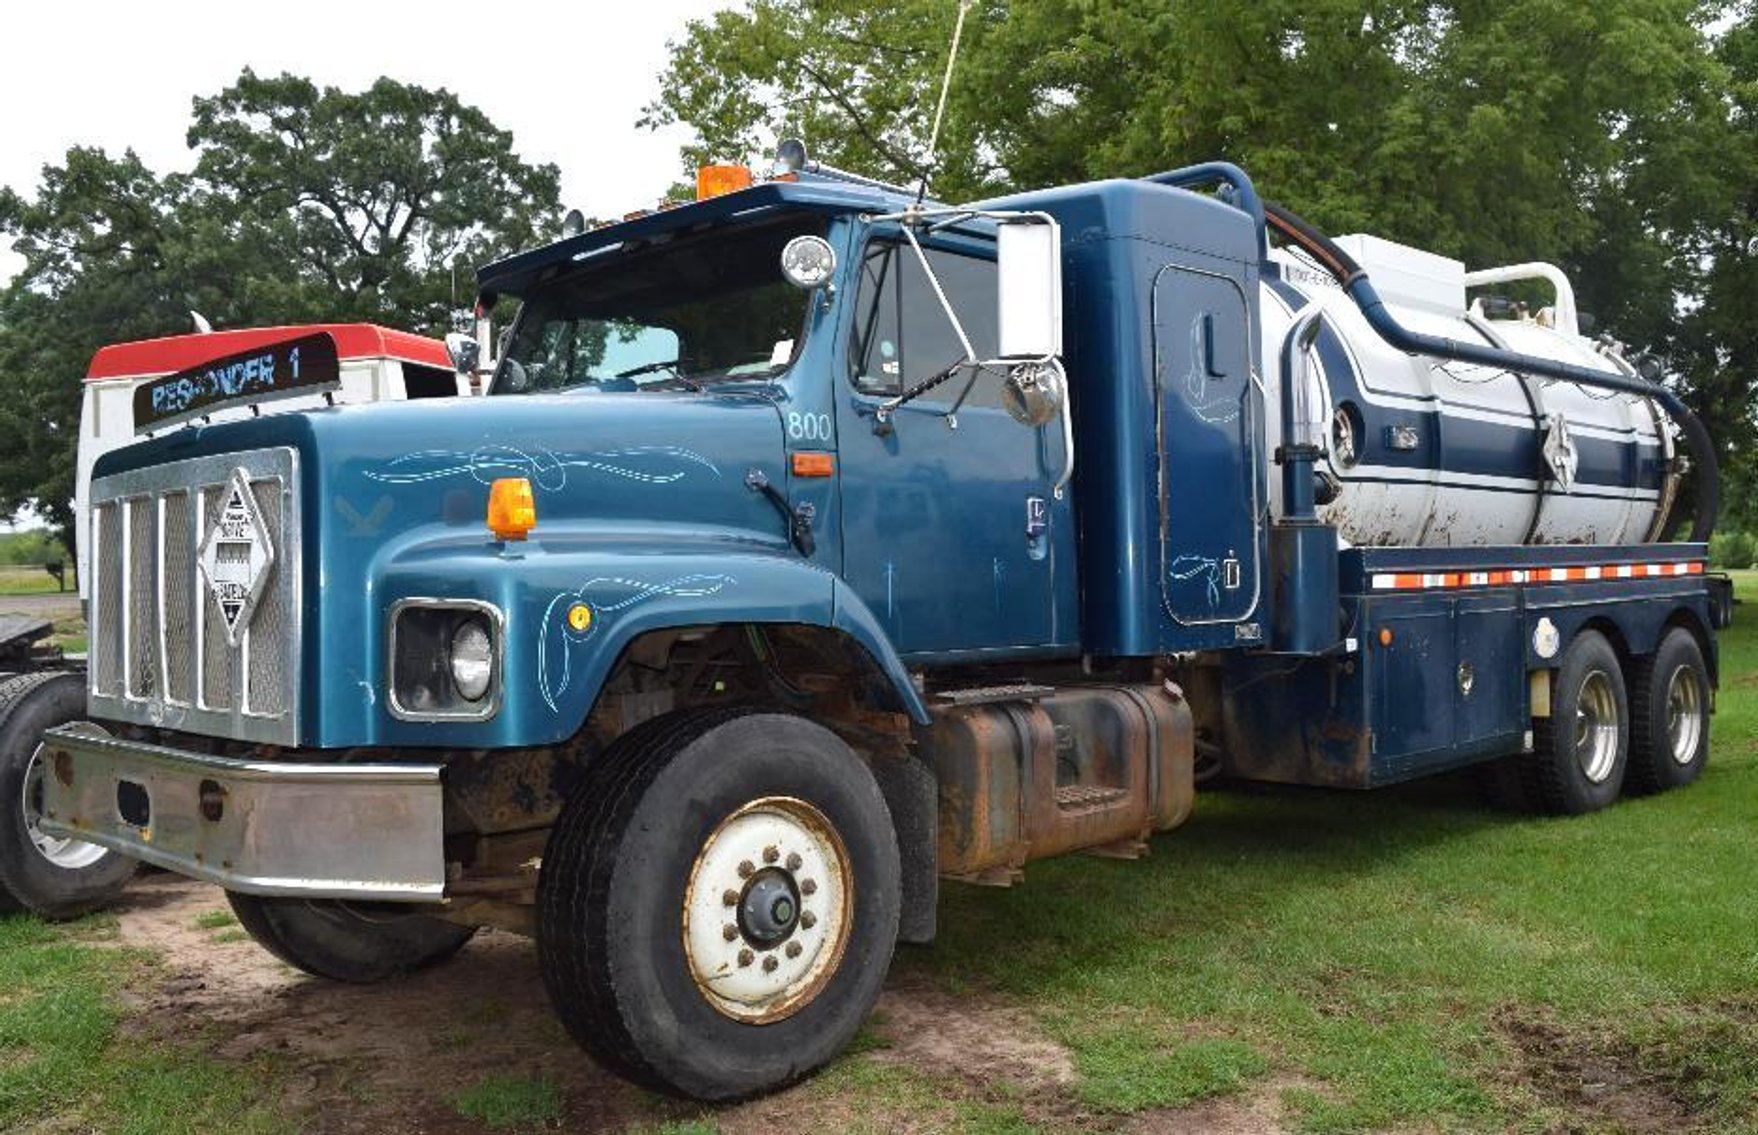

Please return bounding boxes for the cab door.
[833,232,1074,658]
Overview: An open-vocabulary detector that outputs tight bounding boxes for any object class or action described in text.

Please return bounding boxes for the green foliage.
[650,0,1758,519]
[1710,529,1757,568]
[0,71,561,541]
[0,529,63,565]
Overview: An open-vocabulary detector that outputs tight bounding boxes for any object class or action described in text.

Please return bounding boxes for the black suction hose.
[1260,200,1719,543]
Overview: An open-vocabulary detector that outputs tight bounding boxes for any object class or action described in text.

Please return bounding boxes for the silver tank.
[1259,234,1675,547]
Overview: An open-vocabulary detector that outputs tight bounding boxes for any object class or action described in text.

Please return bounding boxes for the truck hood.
[97,389,790,549]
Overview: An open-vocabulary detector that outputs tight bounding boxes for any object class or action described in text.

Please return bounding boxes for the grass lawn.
[0,566,70,596]
[0,573,1753,1132]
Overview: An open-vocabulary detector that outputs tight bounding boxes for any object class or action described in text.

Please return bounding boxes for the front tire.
[226,894,475,983]
[0,672,137,919]
[1521,630,1629,815]
[537,708,901,1101]
[1625,628,1711,795]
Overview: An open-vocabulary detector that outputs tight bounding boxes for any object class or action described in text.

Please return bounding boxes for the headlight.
[389,601,501,720]
[450,617,493,702]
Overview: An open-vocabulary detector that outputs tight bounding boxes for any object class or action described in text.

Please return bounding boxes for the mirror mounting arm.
[873,361,967,433]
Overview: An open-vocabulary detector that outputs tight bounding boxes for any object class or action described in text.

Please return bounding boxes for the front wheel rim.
[682,796,854,1024]
[23,740,110,870]
[1573,670,1621,784]
[1665,664,1705,766]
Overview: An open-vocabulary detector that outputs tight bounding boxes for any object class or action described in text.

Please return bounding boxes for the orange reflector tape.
[696,164,754,200]
[791,452,835,478]
[487,477,537,541]
[1368,561,1704,591]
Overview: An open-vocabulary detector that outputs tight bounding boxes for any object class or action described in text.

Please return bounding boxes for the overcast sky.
[0,0,733,284]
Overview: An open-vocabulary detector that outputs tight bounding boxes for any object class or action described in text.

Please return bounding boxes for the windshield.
[492,215,824,395]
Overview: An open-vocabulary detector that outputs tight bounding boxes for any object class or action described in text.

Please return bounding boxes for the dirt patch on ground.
[869,975,1076,1092]
[108,875,1094,1133]
[1495,1006,1701,1133]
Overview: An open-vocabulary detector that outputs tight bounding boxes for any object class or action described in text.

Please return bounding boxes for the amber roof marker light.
[487,477,537,541]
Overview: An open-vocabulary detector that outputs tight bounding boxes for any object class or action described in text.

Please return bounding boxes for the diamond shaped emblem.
[199,469,276,648]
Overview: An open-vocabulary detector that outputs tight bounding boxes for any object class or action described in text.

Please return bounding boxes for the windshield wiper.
[614,359,702,392]
[873,359,968,433]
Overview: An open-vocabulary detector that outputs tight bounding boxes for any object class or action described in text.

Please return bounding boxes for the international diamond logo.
[198,468,276,648]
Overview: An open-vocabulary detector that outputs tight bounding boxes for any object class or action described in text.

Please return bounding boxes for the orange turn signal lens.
[1378,627,1394,647]
[791,452,835,478]
[696,163,754,200]
[487,477,537,541]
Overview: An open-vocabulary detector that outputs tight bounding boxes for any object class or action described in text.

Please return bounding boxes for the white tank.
[1259,234,1675,547]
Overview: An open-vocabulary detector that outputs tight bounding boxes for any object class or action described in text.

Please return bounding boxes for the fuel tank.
[1259,235,1675,546]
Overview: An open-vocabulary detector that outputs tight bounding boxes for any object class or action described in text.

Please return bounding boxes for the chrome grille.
[92,502,123,694]
[88,448,302,745]
[161,492,193,704]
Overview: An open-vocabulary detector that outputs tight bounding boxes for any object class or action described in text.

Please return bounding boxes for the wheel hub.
[683,796,853,1023]
[1665,664,1704,766]
[738,868,800,947]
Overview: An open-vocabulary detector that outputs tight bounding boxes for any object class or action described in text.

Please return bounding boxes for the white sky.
[0,0,733,285]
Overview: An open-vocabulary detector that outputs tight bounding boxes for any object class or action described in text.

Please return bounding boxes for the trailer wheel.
[0,672,137,919]
[537,708,900,1101]
[1624,628,1710,795]
[226,894,475,983]
[1522,630,1629,814]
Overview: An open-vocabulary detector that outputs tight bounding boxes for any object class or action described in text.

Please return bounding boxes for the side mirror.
[445,332,481,375]
[996,218,1063,359]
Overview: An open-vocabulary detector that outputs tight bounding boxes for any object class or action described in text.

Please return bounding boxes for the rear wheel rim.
[1573,670,1621,784]
[23,741,109,870]
[1665,664,1705,767]
[682,795,853,1024]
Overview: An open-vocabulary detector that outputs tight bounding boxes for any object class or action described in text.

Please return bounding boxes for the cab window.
[849,240,1002,407]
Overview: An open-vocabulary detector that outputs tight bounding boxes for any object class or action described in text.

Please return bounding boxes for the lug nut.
[722,888,739,906]
[723,924,739,942]
[800,911,816,929]
[738,948,754,967]
[737,860,755,879]
[785,941,802,958]
[785,852,802,871]
[800,878,817,896]
[762,955,779,973]
[763,845,780,864]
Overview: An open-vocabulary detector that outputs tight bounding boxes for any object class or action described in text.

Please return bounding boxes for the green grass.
[192,910,236,931]
[0,913,284,1132]
[450,1072,563,1129]
[909,568,1758,1130]
[0,567,66,596]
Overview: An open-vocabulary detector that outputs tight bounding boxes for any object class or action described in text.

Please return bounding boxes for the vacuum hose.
[1261,200,1719,544]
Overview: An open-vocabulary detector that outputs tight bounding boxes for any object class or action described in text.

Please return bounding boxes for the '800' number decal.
[787,412,833,441]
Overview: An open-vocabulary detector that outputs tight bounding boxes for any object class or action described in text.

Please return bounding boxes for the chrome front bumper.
[36,726,445,901]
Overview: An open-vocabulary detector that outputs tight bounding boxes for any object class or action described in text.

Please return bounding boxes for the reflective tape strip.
[1369,561,1704,591]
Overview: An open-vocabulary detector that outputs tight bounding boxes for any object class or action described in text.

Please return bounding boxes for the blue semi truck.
[29,146,1728,1099]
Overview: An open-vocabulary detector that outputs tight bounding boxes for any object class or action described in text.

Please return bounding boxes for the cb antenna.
[915,0,975,206]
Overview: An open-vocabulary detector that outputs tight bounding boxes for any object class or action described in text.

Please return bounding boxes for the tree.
[0,72,562,547]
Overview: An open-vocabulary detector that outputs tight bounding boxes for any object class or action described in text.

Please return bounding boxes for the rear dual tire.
[1625,628,1710,795]
[1521,630,1629,815]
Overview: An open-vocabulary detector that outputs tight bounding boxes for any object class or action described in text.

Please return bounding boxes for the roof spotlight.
[773,138,809,178]
[561,209,587,239]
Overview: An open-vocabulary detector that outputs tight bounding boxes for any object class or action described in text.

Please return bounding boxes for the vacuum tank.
[1258,234,1675,546]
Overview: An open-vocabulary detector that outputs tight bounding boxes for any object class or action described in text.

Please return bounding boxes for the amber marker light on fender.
[487,477,537,541]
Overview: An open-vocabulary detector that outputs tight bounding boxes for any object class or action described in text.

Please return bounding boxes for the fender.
[361,537,928,750]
